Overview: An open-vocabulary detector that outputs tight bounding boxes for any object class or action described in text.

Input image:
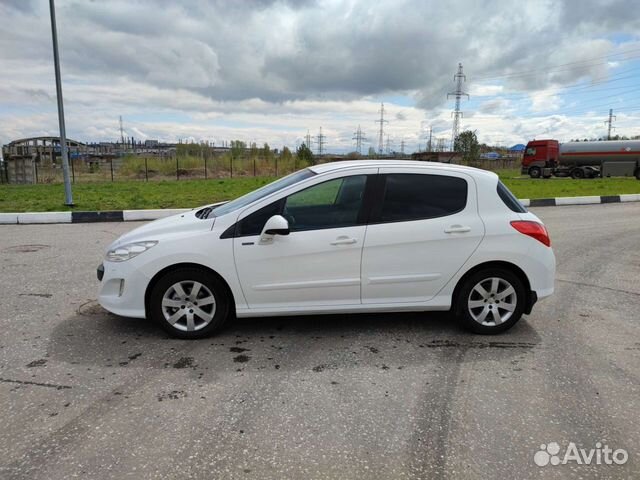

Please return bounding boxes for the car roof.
[308,159,498,179]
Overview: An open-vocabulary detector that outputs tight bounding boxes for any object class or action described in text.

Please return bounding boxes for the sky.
[1,0,640,154]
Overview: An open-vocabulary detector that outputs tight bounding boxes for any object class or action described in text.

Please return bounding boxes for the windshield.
[211,168,316,217]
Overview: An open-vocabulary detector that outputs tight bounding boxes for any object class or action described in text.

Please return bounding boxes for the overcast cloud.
[1,0,639,151]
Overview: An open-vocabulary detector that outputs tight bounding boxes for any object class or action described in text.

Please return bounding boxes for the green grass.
[1,168,639,212]
[497,169,640,199]
[0,177,273,212]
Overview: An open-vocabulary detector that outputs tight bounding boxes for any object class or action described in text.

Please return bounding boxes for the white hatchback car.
[98,161,555,338]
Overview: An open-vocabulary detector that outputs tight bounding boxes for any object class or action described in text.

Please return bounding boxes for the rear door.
[361,168,484,304]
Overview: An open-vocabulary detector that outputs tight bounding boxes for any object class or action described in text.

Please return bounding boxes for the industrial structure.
[375,103,388,155]
[605,109,616,140]
[352,125,367,154]
[1,136,178,184]
[447,63,469,149]
[315,127,326,156]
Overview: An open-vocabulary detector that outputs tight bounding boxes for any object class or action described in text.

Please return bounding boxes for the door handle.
[444,225,471,234]
[330,236,357,245]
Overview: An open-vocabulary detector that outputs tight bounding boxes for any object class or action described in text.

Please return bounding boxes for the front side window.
[233,175,368,236]
[236,199,285,237]
[525,147,536,156]
[283,175,367,231]
[375,173,467,223]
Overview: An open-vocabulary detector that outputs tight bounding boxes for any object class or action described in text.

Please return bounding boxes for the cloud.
[1,0,640,150]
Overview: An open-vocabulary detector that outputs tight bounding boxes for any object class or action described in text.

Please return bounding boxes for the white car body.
[98,161,555,326]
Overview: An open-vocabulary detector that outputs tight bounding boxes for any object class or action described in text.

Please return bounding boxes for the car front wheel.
[149,268,230,339]
[455,268,526,334]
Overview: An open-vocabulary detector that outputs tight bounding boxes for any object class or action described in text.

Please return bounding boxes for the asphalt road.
[1,203,639,479]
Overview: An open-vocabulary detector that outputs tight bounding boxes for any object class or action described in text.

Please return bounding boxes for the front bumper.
[97,260,149,318]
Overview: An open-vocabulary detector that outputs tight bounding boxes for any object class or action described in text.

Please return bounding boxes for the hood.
[109,205,219,250]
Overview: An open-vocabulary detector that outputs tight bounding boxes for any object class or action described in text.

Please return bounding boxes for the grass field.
[1,168,639,212]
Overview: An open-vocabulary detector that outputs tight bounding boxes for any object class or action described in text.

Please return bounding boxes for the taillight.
[510,221,551,247]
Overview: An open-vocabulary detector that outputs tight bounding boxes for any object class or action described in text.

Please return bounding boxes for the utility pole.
[352,125,367,154]
[447,63,469,150]
[385,134,392,155]
[305,129,312,149]
[400,139,405,155]
[119,115,125,146]
[427,125,433,152]
[48,0,73,205]
[316,127,326,156]
[375,102,388,155]
[604,109,616,140]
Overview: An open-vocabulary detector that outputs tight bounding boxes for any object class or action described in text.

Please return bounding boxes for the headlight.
[106,241,158,262]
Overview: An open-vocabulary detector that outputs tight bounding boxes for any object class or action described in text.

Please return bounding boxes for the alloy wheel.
[161,281,217,332]
[467,277,517,326]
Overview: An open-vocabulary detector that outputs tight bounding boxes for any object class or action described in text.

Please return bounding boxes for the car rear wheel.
[571,168,584,179]
[149,268,230,339]
[455,268,526,334]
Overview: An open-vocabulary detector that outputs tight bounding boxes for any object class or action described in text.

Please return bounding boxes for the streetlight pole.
[48,0,73,205]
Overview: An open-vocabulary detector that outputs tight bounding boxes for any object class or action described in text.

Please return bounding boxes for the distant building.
[1,136,87,184]
[144,139,159,147]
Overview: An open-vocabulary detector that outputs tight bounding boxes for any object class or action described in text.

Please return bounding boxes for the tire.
[571,168,584,179]
[454,268,526,334]
[635,168,640,180]
[149,267,231,339]
[528,166,541,179]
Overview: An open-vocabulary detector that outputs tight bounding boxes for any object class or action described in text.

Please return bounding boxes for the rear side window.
[375,174,467,223]
[497,181,527,213]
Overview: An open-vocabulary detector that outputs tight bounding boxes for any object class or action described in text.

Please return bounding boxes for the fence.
[25,152,304,184]
[2,153,520,185]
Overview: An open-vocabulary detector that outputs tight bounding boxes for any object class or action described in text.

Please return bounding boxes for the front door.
[233,171,373,310]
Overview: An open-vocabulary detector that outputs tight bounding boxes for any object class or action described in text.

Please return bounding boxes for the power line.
[474,47,640,82]
[447,62,469,148]
[375,102,388,154]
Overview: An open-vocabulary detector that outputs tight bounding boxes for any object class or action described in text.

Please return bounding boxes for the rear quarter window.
[497,181,527,213]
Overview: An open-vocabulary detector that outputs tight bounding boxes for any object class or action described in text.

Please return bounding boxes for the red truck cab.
[521,140,559,178]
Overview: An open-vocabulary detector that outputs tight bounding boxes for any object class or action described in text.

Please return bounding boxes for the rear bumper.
[524,291,538,315]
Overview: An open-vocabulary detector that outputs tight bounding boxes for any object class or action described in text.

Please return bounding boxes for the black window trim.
[221,173,377,238]
[367,173,469,225]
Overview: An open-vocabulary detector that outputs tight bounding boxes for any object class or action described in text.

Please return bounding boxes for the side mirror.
[260,215,289,242]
